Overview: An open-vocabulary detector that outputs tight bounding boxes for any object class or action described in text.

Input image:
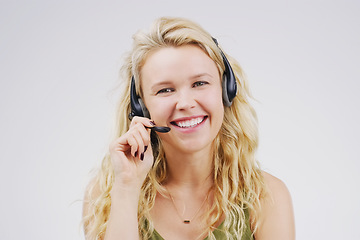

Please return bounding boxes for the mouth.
[170,116,208,128]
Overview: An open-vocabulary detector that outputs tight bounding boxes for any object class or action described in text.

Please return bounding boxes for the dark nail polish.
[144,146,148,153]
[140,152,144,161]
[150,120,156,126]
[134,151,138,158]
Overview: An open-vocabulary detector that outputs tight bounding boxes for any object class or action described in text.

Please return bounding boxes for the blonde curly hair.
[83,17,265,240]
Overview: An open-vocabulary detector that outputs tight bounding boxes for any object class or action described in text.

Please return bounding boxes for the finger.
[110,136,129,153]
[135,123,151,149]
[111,124,150,156]
[131,130,145,158]
[126,135,139,158]
[127,122,151,151]
[130,116,155,129]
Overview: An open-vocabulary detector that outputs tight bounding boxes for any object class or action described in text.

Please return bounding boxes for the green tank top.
[147,209,254,240]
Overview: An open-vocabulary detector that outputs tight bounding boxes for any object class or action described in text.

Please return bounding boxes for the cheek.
[200,89,224,122]
[204,89,224,110]
[147,100,172,121]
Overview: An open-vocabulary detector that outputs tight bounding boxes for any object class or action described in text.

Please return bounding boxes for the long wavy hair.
[83,17,265,240]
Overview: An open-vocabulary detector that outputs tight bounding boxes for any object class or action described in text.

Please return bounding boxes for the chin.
[177,139,214,154]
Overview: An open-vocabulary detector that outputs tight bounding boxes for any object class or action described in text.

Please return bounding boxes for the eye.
[192,81,208,87]
[156,88,174,95]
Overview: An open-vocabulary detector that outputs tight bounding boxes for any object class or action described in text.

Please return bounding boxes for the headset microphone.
[146,126,171,133]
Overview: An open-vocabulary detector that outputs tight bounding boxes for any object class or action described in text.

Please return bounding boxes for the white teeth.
[176,117,204,128]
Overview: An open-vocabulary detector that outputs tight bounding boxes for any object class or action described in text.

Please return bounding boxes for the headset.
[129,38,237,121]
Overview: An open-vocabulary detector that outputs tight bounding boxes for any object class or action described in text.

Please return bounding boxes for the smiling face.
[140,44,224,154]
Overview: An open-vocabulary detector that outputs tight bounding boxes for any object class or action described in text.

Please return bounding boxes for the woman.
[83,17,295,240]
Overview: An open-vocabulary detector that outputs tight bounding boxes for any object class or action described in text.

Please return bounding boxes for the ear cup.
[221,50,237,106]
[138,97,150,118]
[129,76,150,119]
[212,38,237,106]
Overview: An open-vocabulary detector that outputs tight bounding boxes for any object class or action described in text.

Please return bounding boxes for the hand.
[109,117,155,189]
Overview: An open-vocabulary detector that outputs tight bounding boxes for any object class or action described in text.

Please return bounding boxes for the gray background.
[1,0,359,239]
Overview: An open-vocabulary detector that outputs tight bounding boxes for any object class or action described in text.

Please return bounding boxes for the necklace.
[165,187,210,224]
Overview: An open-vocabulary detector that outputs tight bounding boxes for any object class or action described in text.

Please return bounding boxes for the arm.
[82,178,143,240]
[83,117,155,240]
[103,180,142,240]
[254,172,295,240]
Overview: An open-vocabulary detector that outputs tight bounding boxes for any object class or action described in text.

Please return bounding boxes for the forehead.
[140,45,220,86]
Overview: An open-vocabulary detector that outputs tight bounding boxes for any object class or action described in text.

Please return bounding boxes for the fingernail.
[140,152,144,161]
[144,146,148,153]
[134,151,138,158]
[150,120,156,126]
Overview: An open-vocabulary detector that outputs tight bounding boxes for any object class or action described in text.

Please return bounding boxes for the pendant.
[183,220,190,224]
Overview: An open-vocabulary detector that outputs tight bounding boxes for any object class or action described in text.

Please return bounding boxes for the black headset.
[129,38,237,120]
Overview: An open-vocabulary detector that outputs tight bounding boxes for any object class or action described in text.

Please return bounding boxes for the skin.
[83,44,295,240]
[255,172,296,239]
[141,45,225,239]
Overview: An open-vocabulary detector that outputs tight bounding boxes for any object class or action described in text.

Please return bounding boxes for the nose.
[175,89,196,111]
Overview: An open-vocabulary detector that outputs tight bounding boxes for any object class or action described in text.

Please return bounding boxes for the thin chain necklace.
[165,186,210,224]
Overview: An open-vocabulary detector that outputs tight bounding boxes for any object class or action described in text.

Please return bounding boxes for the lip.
[170,115,208,131]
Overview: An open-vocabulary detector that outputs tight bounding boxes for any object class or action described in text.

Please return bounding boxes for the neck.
[162,144,214,190]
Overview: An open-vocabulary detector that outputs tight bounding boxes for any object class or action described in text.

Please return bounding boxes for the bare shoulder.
[262,171,291,198]
[254,171,295,240]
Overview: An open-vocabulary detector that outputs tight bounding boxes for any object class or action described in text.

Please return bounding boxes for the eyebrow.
[190,73,214,80]
[150,73,214,92]
[150,81,174,92]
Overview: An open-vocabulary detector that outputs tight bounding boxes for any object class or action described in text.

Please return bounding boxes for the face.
[140,44,224,154]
